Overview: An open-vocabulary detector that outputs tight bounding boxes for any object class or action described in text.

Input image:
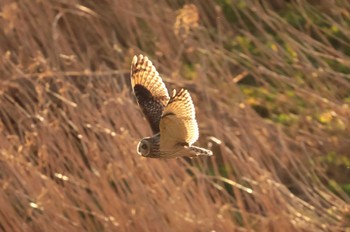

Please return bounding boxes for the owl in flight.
[131,54,213,158]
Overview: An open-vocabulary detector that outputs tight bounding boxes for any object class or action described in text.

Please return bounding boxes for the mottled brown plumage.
[131,55,169,133]
[130,55,212,158]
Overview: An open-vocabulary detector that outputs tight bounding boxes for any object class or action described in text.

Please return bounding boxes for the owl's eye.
[141,143,148,150]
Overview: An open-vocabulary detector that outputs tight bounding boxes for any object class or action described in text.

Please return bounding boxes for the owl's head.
[137,138,152,156]
[136,134,161,158]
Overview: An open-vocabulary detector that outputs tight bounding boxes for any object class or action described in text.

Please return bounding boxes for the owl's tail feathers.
[188,145,213,157]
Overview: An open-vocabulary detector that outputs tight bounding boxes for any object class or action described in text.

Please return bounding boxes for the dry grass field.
[0,0,349,231]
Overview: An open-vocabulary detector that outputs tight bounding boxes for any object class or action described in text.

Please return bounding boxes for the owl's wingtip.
[132,54,153,68]
[171,89,177,97]
[131,55,139,66]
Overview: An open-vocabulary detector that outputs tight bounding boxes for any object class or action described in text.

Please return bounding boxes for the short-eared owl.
[131,54,213,158]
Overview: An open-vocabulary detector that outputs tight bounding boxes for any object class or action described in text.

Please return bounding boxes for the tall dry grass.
[0,0,349,231]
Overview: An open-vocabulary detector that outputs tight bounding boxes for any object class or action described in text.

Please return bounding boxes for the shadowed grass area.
[0,0,349,231]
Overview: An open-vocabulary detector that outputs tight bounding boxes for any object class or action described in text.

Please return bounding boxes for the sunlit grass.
[0,0,349,231]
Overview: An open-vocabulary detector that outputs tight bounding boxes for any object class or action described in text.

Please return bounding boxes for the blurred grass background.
[0,0,349,231]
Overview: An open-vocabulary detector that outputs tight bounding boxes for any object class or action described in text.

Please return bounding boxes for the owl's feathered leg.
[185,145,213,157]
[156,145,212,158]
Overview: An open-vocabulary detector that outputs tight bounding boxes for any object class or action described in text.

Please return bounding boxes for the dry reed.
[0,0,349,231]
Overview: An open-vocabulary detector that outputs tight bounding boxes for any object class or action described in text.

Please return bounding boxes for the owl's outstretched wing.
[131,55,170,134]
[159,89,199,151]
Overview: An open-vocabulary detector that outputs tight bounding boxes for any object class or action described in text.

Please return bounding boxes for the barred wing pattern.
[130,55,170,134]
[159,89,199,151]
